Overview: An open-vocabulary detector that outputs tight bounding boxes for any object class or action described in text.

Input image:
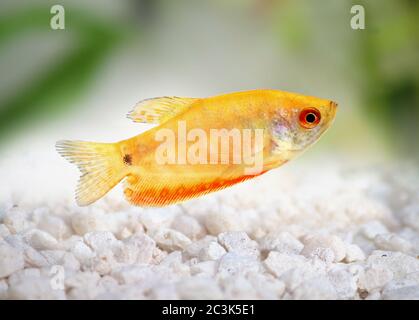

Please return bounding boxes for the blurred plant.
[0,6,132,142]
[354,0,419,158]
[269,0,419,159]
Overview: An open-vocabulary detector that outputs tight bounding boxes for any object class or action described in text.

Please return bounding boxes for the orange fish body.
[57,89,337,207]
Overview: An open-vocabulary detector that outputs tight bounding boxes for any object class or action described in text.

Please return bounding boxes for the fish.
[56,89,337,207]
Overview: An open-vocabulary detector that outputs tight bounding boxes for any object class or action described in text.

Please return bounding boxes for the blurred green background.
[0,0,418,160]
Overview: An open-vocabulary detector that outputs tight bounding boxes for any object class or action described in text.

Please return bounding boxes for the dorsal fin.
[127,96,199,124]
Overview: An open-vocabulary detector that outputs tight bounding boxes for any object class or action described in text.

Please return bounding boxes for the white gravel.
[1,159,419,300]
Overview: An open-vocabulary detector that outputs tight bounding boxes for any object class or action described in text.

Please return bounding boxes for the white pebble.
[139,207,180,230]
[90,249,118,275]
[65,270,100,289]
[40,250,66,266]
[246,273,286,299]
[358,267,394,291]
[71,240,95,264]
[290,276,338,300]
[344,243,366,262]
[148,228,191,252]
[0,241,25,277]
[62,252,80,271]
[366,250,419,280]
[328,267,358,299]
[7,268,41,286]
[60,235,83,251]
[309,247,336,264]
[115,232,155,265]
[176,276,223,299]
[111,265,154,285]
[0,279,8,299]
[301,235,346,262]
[190,261,217,276]
[198,241,226,261]
[37,215,72,241]
[217,231,259,258]
[118,227,132,239]
[401,204,419,232]
[151,247,167,264]
[218,252,261,277]
[277,259,327,291]
[364,289,381,300]
[8,276,65,299]
[171,214,206,240]
[258,232,303,255]
[23,229,58,250]
[97,275,119,292]
[3,209,32,234]
[160,251,190,276]
[184,236,217,258]
[65,271,101,299]
[374,233,412,253]
[0,195,14,220]
[24,246,50,268]
[204,206,243,235]
[83,231,119,253]
[0,224,10,238]
[221,276,258,299]
[382,279,419,300]
[71,211,110,236]
[148,283,178,300]
[383,285,419,300]
[360,221,389,240]
[264,252,307,278]
[30,207,50,224]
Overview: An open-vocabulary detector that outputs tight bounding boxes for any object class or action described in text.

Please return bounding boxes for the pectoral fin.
[127,96,199,124]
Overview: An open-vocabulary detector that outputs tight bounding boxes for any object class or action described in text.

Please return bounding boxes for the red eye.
[299,108,321,129]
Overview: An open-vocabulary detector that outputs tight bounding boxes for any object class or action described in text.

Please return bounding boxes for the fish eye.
[299,108,321,129]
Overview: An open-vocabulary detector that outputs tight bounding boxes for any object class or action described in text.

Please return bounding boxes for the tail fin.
[56,140,127,206]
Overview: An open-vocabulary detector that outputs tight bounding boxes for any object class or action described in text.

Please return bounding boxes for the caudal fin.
[56,140,127,206]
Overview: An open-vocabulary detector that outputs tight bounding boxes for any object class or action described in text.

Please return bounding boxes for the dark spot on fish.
[123,154,132,166]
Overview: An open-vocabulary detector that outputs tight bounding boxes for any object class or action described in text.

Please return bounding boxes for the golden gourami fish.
[57,89,337,207]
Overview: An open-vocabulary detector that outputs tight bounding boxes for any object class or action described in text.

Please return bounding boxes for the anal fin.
[122,173,260,207]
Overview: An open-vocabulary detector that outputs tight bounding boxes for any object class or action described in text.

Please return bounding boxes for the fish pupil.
[305,113,316,123]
